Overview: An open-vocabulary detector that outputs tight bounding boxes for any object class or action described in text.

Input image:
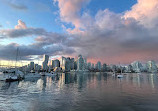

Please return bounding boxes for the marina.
[0,72,158,111]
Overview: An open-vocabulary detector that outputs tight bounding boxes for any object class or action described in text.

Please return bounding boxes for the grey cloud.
[0,26,67,46]
[1,0,28,10]
[0,28,46,38]
[0,42,76,61]
[8,3,28,10]
[61,10,158,63]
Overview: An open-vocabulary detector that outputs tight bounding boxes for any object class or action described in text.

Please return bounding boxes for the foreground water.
[0,72,158,111]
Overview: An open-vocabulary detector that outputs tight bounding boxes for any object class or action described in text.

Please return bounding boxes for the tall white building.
[131,61,143,73]
[42,54,49,71]
[61,56,74,71]
[146,61,157,73]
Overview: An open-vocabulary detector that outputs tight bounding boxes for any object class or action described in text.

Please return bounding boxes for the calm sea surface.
[0,72,158,111]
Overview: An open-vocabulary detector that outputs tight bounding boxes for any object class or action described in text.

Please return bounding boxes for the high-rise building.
[42,54,49,71]
[92,63,94,69]
[51,59,60,68]
[87,62,91,70]
[96,61,101,71]
[146,61,157,73]
[74,61,77,70]
[61,56,73,72]
[127,65,133,72]
[110,64,117,72]
[51,60,54,68]
[70,58,75,70]
[77,55,84,71]
[61,56,66,71]
[34,64,41,71]
[34,64,38,70]
[131,61,143,73]
[102,63,107,72]
[84,58,87,70]
[30,62,34,70]
[43,55,49,63]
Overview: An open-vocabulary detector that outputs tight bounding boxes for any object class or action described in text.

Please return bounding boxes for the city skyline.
[15,54,157,74]
[1,0,158,64]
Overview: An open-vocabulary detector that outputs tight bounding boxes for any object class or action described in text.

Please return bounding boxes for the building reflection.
[1,72,158,94]
[37,76,47,92]
[149,74,155,89]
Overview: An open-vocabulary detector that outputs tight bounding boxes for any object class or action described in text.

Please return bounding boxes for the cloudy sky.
[0,0,158,65]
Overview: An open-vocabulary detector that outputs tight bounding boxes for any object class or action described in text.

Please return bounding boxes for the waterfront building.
[77,55,84,71]
[87,62,91,70]
[51,60,54,69]
[84,58,87,70]
[131,61,143,73]
[146,61,157,73]
[102,64,107,72]
[70,58,75,70]
[34,64,38,71]
[30,62,34,70]
[127,65,133,72]
[51,59,60,69]
[34,64,41,71]
[95,64,98,69]
[54,59,60,68]
[110,65,117,72]
[92,63,94,69]
[61,56,74,72]
[74,61,77,70]
[61,56,67,71]
[96,61,101,71]
[42,54,49,71]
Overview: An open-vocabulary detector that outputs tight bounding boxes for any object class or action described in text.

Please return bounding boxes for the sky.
[0,0,158,65]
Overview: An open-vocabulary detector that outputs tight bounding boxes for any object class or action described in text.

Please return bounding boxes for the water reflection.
[0,73,158,111]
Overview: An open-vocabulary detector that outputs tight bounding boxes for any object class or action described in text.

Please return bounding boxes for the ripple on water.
[0,73,158,111]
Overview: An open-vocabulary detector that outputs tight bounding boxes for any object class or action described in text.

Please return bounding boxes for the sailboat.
[5,48,24,82]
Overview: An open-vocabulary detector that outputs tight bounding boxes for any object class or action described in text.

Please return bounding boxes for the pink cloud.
[124,0,158,28]
[54,0,90,32]
[15,19,27,29]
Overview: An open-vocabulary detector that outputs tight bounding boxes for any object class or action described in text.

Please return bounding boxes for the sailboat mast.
[15,47,19,72]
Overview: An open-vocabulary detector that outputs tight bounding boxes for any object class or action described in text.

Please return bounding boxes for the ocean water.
[0,72,158,111]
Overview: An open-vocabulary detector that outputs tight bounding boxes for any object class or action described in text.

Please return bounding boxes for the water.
[0,72,158,111]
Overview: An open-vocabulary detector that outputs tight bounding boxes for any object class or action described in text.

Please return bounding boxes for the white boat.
[117,75,123,78]
[5,75,19,82]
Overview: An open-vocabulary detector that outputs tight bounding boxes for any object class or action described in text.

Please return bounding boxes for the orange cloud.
[15,19,27,29]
